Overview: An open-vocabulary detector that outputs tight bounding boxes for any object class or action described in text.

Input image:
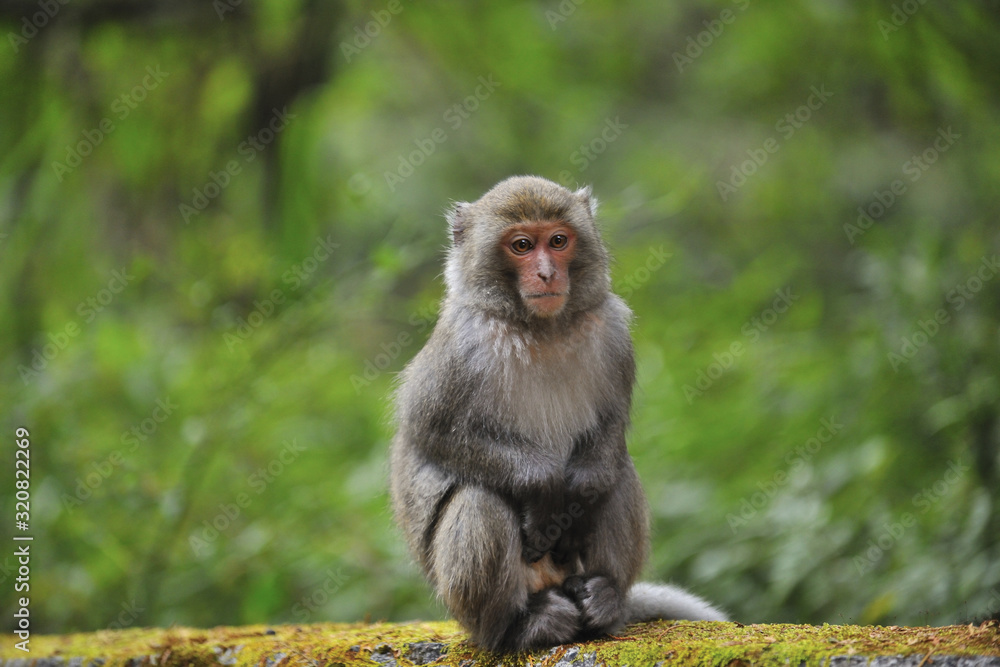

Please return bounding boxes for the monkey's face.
[501,221,576,318]
[444,176,612,324]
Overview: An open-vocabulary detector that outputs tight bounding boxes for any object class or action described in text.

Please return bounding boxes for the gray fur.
[625,582,729,625]
[390,176,726,653]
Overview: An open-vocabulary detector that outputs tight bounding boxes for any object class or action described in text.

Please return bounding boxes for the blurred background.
[2,0,999,635]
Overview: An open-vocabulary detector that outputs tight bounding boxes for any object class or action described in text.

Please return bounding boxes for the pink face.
[501,221,577,318]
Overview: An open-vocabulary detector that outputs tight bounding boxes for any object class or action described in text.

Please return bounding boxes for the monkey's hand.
[562,574,625,637]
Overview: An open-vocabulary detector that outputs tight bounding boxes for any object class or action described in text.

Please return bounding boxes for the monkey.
[389,175,726,653]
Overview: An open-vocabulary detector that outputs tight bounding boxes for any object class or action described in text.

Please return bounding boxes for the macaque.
[390,176,726,652]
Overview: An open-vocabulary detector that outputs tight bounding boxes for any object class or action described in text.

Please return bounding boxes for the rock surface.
[2,620,998,666]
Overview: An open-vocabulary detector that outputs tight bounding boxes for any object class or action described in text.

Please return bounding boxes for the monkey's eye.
[510,237,533,254]
[549,234,569,250]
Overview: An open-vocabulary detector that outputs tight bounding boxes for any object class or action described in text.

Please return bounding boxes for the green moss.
[588,621,1000,666]
[2,620,997,666]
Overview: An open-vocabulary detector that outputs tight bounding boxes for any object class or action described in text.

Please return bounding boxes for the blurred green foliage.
[2,0,999,635]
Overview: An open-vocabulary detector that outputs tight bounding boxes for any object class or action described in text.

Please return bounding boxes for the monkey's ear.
[446,202,471,245]
[574,185,599,218]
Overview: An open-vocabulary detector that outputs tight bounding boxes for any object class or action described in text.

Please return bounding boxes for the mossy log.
[2,620,999,667]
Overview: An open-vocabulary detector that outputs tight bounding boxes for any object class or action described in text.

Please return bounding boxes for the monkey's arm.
[562,298,636,500]
[549,412,632,563]
[397,357,566,492]
[562,463,649,637]
[411,416,565,489]
[565,411,630,494]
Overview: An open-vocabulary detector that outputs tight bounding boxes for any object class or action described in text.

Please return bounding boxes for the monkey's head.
[444,176,611,324]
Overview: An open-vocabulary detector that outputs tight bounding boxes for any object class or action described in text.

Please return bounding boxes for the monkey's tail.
[625,581,729,624]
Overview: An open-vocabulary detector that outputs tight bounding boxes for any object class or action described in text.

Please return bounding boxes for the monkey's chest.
[487,351,606,460]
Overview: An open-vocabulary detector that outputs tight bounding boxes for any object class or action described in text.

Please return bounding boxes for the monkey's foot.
[563,574,624,637]
[508,587,581,650]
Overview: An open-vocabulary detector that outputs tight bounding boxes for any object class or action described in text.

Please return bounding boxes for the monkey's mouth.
[524,292,568,317]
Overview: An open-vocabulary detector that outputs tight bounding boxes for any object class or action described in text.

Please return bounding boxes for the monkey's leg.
[431,486,581,652]
[563,465,648,638]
